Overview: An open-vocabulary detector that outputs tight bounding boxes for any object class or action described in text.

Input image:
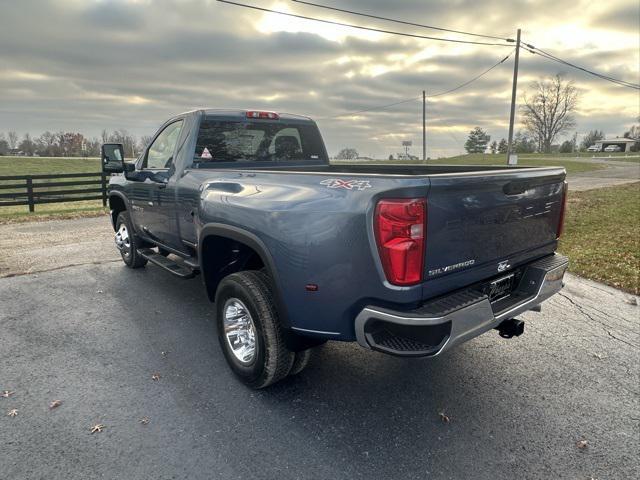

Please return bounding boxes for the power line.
[529,45,639,88]
[320,96,421,119]
[319,51,514,120]
[216,0,513,47]
[522,43,640,90]
[528,47,639,89]
[291,0,512,42]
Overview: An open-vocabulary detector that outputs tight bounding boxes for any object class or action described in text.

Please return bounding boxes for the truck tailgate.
[425,167,566,280]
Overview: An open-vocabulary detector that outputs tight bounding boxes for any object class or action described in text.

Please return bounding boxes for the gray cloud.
[592,3,640,32]
[0,0,637,158]
[82,1,146,30]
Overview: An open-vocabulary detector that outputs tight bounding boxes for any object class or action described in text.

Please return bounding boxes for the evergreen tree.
[464,127,491,154]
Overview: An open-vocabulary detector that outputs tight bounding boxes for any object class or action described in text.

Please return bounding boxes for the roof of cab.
[197,109,315,123]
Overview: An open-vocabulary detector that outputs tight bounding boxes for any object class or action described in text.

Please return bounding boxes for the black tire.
[115,211,147,269]
[289,348,313,376]
[215,271,294,389]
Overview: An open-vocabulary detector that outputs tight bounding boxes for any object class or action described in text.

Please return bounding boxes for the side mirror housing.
[102,143,127,173]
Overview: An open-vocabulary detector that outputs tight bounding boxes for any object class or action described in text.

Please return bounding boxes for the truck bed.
[192,161,567,305]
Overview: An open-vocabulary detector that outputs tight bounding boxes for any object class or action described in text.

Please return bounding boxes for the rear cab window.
[191,116,327,167]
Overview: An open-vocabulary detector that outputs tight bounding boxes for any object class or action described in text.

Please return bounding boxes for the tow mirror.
[102,143,134,173]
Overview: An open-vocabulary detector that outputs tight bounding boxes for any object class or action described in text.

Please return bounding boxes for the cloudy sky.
[0,0,638,157]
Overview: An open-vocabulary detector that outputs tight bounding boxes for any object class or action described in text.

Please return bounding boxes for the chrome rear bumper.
[355,254,568,357]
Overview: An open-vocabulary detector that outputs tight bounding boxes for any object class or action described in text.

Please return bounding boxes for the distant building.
[593,137,637,153]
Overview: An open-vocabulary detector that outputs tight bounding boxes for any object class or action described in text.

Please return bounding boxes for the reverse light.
[556,181,568,239]
[246,110,280,120]
[375,198,426,286]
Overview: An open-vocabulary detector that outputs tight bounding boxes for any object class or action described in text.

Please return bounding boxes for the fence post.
[101,173,107,207]
[26,177,35,213]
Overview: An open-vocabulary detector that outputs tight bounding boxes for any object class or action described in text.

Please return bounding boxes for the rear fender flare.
[198,223,290,328]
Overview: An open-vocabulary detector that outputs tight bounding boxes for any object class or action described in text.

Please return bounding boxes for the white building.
[593,137,637,153]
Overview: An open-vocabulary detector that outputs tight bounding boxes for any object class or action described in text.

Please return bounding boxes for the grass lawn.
[0,156,106,223]
[559,182,640,294]
[0,200,108,224]
[0,156,101,176]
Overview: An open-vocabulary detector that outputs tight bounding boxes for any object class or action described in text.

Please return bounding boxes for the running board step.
[137,248,196,279]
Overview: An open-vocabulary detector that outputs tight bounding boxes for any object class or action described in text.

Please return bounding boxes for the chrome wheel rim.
[223,298,257,364]
[115,223,131,257]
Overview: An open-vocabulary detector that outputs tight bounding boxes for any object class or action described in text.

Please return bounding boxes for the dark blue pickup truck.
[102,109,569,388]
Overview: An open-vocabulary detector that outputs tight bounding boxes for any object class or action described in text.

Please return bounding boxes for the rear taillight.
[556,181,568,239]
[375,198,426,286]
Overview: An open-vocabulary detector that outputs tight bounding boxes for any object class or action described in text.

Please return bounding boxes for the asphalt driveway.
[1,238,638,479]
[567,158,640,191]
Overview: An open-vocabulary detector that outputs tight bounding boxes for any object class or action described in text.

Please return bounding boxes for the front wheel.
[215,271,294,389]
[114,211,147,268]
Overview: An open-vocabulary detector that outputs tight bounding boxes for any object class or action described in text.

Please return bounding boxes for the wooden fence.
[0,172,107,212]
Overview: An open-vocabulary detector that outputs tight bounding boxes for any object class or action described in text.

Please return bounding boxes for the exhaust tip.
[497,319,525,339]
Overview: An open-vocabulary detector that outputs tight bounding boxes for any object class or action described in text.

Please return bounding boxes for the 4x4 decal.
[320,179,372,191]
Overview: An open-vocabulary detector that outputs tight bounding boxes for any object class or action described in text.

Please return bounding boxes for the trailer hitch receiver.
[497,319,525,339]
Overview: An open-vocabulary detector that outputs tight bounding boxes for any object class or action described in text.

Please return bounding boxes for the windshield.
[193,118,327,166]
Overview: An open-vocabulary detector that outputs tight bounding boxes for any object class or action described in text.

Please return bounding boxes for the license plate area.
[485,273,516,303]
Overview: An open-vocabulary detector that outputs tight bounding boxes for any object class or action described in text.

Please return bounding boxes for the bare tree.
[138,135,153,152]
[19,133,36,156]
[8,130,18,150]
[336,148,358,160]
[37,131,58,156]
[108,129,137,157]
[520,74,579,153]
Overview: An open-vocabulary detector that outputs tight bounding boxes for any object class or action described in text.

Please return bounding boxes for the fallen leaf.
[439,412,451,423]
[151,373,161,381]
[576,439,588,449]
[49,400,62,410]
[7,409,18,417]
[139,416,150,425]
[90,424,105,433]
[625,297,638,306]
[592,353,607,360]
[1,390,14,398]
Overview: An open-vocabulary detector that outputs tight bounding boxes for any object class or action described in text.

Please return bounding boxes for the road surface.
[566,157,639,191]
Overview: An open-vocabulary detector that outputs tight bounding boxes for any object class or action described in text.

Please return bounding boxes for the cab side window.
[144,120,184,169]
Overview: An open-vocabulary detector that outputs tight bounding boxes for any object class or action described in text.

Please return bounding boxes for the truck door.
[132,119,184,249]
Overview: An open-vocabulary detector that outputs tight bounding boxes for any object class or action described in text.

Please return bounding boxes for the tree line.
[0,129,151,158]
[464,74,639,155]
[465,126,638,155]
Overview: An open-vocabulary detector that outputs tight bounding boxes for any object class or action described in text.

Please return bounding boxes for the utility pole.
[506,28,521,165]
[422,90,426,161]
